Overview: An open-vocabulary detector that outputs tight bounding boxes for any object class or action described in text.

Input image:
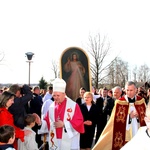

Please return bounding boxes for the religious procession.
[0,47,150,150]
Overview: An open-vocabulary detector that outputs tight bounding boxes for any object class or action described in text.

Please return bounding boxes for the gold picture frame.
[60,46,91,101]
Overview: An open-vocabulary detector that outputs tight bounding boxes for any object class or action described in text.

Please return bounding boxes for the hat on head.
[52,78,66,93]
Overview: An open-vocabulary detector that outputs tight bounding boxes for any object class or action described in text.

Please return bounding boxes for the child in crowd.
[0,125,16,150]
[18,114,38,150]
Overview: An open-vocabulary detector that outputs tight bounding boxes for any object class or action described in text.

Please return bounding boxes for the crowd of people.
[0,79,150,150]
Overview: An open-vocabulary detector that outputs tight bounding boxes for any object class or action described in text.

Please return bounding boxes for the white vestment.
[125,95,139,140]
[121,126,150,150]
[41,99,54,142]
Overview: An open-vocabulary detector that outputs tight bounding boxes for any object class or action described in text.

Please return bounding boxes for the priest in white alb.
[121,102,150,150]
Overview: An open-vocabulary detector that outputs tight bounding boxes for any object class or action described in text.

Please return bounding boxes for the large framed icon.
[60,46,91,101]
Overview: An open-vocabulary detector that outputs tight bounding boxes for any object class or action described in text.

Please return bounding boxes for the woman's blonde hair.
[84,91,93,98]
[84,91,95,104]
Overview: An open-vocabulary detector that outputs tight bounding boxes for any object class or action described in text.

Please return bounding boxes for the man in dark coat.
[95,87,114,144]
[29,86,43,148]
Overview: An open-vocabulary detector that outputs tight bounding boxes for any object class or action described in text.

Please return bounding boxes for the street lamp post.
[25,52,34,86]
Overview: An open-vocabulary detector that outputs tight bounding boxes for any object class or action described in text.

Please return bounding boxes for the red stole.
[55,99,66,138]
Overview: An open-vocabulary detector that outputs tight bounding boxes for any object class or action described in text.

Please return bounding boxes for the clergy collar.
[128,97,135,103]
[128,97,135,99]
[125,95,136,103]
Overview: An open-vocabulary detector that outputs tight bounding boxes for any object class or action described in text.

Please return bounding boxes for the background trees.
[137,64,150,82]
[106,57,128,89]
[38,76,48,89]
[87,33,117,89]
[1,34,150,89]
[48,33,150,89]
[51,59,58,79]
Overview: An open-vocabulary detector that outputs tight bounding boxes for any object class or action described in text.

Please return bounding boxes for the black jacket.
[30,93,43,118]
[96,96,114,121]
[0,144,14,150]
[8,84,33,129]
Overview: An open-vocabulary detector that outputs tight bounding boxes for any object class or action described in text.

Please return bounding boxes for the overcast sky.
[0,0,150,84]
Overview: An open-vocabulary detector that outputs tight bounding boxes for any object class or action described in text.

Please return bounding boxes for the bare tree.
[114,57,128,87]
[106,61,115,87]
[106,57,129,88]
[51,60,58,78]
[137,64,150,82]
[87,33,117,89]
[132,65,138,82]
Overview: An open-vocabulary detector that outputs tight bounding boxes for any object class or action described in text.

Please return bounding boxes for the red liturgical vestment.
[93,96,146,150]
